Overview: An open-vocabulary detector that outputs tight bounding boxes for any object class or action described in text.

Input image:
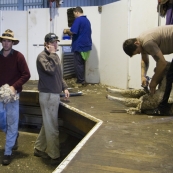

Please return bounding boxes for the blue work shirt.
[70,16,92,52]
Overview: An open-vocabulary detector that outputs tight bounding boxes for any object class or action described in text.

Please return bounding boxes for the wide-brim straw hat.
[0,29,19,45]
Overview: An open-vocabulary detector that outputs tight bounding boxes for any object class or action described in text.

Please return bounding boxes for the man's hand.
[63,29,73,36]
[10,86,16,95]
[45,45,56,53]
[141,76,149,87]
[64,89,70,99]
[149,79,157,95]
[63,29,70,34]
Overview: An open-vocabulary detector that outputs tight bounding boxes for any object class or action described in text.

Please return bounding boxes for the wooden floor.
[57,84,173,173]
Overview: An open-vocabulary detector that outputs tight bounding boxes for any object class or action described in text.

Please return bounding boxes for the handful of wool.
[0,84,19,103]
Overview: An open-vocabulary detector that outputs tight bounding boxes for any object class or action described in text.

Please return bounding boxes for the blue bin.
[62,35,71,40]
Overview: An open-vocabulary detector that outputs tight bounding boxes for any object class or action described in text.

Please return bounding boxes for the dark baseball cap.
[44,33,60,43]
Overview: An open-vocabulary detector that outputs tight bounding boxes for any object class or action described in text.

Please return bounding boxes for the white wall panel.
[100,0,129,89]
[0,11,27,61]
[81,7,101,83]
[128,0,158,89]
[27,8,69,80]
[27,8,50,80]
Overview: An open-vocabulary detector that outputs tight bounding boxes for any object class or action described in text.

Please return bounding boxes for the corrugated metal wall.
[24,0,43,11]
[61,0,118,7]
[0,0,44,11]
[61,0,98,7]
[101,0,119,5]
[0,0,118,11]
[0,0,18,11]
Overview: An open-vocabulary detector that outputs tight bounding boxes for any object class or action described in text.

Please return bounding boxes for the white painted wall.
[0,11,27,61]
[128,0,158,88]
[0,1,171,89]
[28,9,50,80]
[82,7,101,84]
[100,1,129,89]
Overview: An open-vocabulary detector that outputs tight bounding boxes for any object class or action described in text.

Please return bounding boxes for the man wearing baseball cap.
[34,32,69,165]
[0,29,30,165]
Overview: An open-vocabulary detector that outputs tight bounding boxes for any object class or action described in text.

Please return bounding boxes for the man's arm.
[12,52,30,92]
[141,53,149,86]
[150,50,167,94]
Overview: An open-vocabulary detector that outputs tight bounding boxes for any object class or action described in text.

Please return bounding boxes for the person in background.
[123,25,173,115]
[0,29,30,165]
[63,6,92,86]
[158,0,173,24]
[34,33,69,165]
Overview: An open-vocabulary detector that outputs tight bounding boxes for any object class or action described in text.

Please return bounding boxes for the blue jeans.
[0,99,19,155]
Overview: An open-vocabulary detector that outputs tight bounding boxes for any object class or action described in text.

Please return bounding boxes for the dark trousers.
[74,51,85,83]
[158,59,173,110]
[166,4,173,25]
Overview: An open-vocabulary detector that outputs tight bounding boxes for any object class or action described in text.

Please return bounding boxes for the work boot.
[74,81,87,87]
[81,81,87,87]
[34,148,50,159]
[12,133,19,150]
[2,155,11,165]
[50,157,61,165]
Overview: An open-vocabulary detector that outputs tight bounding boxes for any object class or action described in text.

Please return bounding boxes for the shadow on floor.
[0,129,80,173]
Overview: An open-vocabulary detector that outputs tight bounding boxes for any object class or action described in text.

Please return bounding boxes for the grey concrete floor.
[0,125,80,173]
[0,80,122,173]
[61,82,173,173]
[1,79,173,173]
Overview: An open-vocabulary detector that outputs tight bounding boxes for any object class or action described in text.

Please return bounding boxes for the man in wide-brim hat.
[0,29,19,45]
[0,29,30,165]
